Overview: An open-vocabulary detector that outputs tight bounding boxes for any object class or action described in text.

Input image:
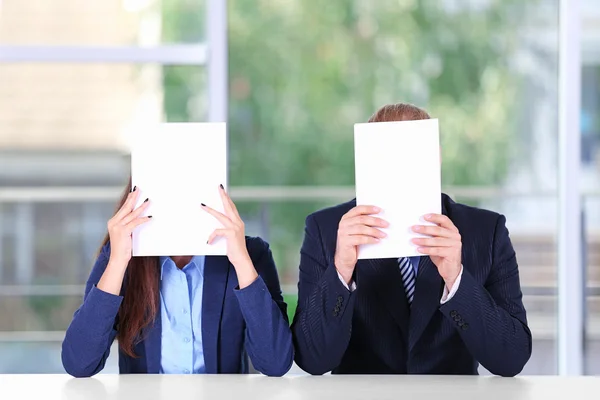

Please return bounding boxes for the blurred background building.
[0,0,598,374]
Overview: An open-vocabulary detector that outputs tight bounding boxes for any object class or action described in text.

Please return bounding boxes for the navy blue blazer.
[62,236,293,377]
[292,194,532,376]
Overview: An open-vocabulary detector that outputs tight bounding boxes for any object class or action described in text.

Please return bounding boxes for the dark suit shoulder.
[307,199,356,225]
[244,235,271,260]
[85,241,112,287]
[443,194,502,222]
[307,195,505,240]
[442,194,505,240]
[100,241,111,259]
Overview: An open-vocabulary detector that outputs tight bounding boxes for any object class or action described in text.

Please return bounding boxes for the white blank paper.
[354,119,441,259]
[131,123,227,256]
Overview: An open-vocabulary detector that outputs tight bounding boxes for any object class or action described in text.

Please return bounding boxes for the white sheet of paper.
[354,119,441,259]
[131,123,227,256]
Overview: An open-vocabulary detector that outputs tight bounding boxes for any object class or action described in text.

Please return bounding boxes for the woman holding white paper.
[62,180,293,377]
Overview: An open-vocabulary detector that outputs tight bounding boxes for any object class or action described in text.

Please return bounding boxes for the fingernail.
[201,203,206,207]
[373,207,381,212]
[424,214,432,220]
[144,198,149,203]
[148,215,153,218]
[413,225,421,231]
[131,186,137,192]
[206,240,209,244]
[219,184,224,190]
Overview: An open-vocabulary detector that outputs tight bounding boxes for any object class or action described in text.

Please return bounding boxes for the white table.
[1,374,599,400]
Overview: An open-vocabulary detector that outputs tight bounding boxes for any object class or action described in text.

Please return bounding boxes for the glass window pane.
[229,0,559,374]
[0,341,119,373]
[0,62,205,372]
[0,63,206,151]
[0,0,205,45]
[582,0,600,376]
[0,296,84,331]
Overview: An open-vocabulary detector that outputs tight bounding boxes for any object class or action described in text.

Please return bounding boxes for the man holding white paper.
[292,103,532,376]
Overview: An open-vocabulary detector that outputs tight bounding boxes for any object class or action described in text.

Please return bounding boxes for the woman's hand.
[202,185,258,288]
[107,187,152,267]
[99,187,152,295]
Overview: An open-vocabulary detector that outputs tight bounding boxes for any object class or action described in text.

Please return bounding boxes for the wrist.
[444,279,456,291]
[443,265,461,290]
[232,256,258,289]
[229,251,253,270]
[106,258,129,273]
[334,261,354,285]
[98,260,128,296]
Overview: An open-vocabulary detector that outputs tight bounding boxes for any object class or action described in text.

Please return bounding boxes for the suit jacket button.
[337,296,344,303]
[453,316,461,322]
[461,323,469,331]
[450,310,458,318]
[333,310,339,317]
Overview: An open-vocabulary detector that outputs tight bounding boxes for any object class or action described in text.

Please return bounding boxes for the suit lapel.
[357,258,410,342]
[201,255,231,374]
[407,196,449,352]
[408,256,443,352]
[144,304,162,373]
[346,194,451,353]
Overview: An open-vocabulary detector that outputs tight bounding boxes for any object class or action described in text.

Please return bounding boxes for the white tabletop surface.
[1,374,599,400]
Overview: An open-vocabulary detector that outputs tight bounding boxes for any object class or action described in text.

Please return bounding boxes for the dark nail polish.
[148,215,153,218]
[206,240,209,244]
[201,203,206,206]
[144,198,149,203]
[219,184,224,190]
[131,186,137,192]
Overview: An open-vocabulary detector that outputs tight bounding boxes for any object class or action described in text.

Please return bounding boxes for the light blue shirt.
[159,255,206,374]
[409,256,420,275]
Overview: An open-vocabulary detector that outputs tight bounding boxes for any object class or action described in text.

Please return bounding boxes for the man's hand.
[411,214,462,290]
[334,206,388,284]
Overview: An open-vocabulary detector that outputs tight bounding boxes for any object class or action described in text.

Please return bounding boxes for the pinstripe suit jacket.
[291,194,532,376]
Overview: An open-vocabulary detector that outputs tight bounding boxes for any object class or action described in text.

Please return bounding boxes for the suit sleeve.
[61,244,122,377]
[291,215,356,375]
[234,238,294,377]
[439,215,533,377]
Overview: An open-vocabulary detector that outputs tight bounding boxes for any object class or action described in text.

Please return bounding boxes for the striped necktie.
[398,257,415,306]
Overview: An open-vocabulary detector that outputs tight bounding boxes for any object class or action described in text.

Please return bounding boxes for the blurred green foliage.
[162,0,529,294]
[283,293,298,323]
[162,0,206,122]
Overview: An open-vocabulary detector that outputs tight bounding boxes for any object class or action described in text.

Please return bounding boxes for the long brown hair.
[99,176,159,357]
[368,103,430,123]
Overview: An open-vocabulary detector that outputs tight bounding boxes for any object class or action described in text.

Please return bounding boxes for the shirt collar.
[159,256,205,280]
